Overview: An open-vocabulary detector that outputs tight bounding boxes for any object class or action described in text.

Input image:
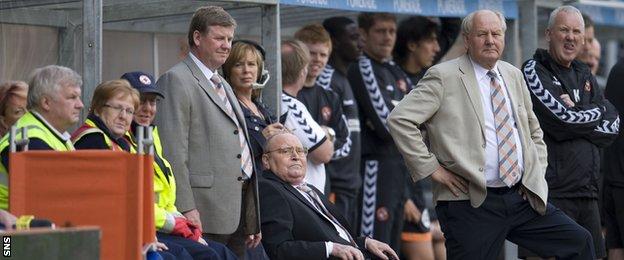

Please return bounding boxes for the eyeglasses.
[265,146,309,157]
[103,104,135,116]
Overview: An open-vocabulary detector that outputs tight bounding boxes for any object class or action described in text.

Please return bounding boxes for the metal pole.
[82,0,102,119]
[519,0,538,62]
[260,3,282,116]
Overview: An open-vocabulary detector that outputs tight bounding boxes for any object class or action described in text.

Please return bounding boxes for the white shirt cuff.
[325,241,333,258]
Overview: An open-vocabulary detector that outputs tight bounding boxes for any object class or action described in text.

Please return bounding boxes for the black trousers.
[435,185,595,260]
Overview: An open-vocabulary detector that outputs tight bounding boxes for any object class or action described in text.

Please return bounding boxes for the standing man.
[388,10,595,259]
[0,65,84,210]
[154,6,261,258]
[347,12,408,251]
[294,24,350,197]
[520,6,619,259]
[603,58,624,260]
[321,16,362,228]
[279,39,334,193]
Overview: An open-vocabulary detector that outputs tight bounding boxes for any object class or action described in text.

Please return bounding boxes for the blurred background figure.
[603,58,624,260]
[393,15,445,260]
[222,40,282,174]
[0,81,28,137]
[321,16,363,229]
[72,79,138,151]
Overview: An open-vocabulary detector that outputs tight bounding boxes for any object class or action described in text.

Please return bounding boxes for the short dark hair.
[582,13,594,29]
[358,12,396,32]
[394,16,439,64]
[323,16,356,39]
[187,6,237,48]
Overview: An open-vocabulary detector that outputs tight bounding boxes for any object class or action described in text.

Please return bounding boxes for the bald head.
[262,132,308,185]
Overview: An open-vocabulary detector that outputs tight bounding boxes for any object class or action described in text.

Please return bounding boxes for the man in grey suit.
[154,6,261,258]
[387,10,594,259]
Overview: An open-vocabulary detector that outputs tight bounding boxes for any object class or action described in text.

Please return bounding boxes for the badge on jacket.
[552,76,561,86]
[584,80,591,92]
[321,106,332,123]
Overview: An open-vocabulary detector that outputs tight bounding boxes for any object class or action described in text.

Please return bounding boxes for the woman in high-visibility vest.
[122,71,236,260]
[71,80,137,152]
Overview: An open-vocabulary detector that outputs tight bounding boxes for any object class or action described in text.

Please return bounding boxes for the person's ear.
[407,41,418,53]
[262,154,270,170]
[193,30,202,47]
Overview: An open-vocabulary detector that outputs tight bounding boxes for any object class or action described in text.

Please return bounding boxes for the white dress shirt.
[471,59,524,187]
[189,52,215,84]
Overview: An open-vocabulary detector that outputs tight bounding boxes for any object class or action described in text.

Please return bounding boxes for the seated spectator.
[0,81,28,137]
[0,65,84,210]
[259,131,399,260]
[222,40,283,172]
[71,80,137,151]
[122,71,235,260]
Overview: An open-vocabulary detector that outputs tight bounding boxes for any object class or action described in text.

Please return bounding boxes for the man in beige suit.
[388,10,594,259]
[154,6,260,258]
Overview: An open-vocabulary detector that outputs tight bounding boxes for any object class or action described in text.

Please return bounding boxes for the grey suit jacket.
[388,54,549,214]
[154,55,260,234]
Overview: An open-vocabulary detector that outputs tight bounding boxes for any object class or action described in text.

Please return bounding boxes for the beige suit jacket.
[388,54,549,214]
[154,55,260,234]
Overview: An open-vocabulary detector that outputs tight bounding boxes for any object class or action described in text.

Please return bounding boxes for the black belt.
[487,182,520,195]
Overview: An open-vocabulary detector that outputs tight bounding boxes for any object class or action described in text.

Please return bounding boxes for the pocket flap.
[189,174,214,188]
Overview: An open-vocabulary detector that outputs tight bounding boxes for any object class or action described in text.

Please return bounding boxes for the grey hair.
[461,10,507,35]
[547,5,585,30]
[27,65,82,110]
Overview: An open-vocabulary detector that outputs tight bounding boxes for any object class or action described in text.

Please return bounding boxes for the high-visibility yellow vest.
[126,125,181,232]
[0,112,75,210]
[72,118,136,153]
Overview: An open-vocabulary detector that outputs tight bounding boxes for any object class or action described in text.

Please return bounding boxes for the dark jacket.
[259,170,368,260]
[603,58,624,187]
[239,100,275,173]
[522,49,620,198]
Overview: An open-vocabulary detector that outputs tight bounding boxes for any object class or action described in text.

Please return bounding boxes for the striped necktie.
[296,184,357,247]
[487,70,520,187]
[210,74,253,178]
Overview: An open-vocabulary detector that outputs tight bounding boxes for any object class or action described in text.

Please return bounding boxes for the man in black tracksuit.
[603,58,624,258]
[347,12,409,252]
[320,16,363,229]
[294,24,350,196]
[520,6,619,259]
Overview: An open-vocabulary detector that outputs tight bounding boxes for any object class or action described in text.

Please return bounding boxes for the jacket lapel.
[182,56,230,117]
[458,55,486,139]
[266,173,336,225]
[497,64,521,125]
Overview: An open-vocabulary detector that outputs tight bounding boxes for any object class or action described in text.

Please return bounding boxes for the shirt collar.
[31,111,71,141]
[189,52,215,81]
[470,58,501,82]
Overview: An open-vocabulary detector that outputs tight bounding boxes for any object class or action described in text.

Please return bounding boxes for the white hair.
[461,9,507,35]
[547,5,585,30]
[27,65,82,110]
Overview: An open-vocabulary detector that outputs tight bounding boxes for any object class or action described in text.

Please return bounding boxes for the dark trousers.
[156,242,193,260]
[435,185,595,260]
[157,232,236,260]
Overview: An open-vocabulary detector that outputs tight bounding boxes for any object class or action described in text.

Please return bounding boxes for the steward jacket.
[71,114,133,152]
[522,49,620,198]
[0,111,75,209]
[126,121,182,233]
